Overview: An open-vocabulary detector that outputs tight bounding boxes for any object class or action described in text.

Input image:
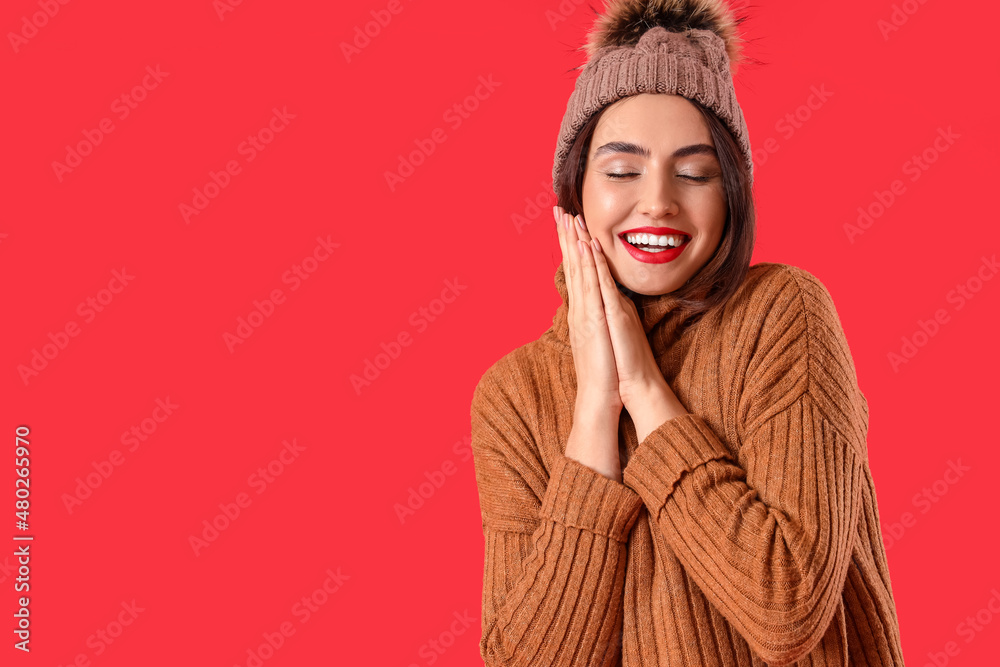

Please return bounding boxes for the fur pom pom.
[583,0,747,74]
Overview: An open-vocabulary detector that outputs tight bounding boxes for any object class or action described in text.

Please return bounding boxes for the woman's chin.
[615,273,683,298]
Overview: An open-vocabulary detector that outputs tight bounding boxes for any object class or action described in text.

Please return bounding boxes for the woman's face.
[581,93,727,296]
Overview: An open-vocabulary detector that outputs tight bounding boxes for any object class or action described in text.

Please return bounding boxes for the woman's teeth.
[624,233,688,252]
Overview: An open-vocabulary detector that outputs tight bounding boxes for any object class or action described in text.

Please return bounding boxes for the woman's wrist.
[574,390,623,422]
[567,396,623,482]
[628,378,688,443]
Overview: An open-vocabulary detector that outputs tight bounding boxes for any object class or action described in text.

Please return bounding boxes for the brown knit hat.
[552,0,753,188]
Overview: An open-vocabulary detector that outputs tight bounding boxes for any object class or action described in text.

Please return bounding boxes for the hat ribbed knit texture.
[552,25,753,187]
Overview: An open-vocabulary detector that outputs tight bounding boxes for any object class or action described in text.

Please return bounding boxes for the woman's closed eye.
[604,171,712,181]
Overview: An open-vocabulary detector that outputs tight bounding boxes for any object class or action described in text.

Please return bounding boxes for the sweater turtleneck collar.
[550,260,692,356]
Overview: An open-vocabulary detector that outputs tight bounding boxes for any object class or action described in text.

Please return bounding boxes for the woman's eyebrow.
[592,141,717,159]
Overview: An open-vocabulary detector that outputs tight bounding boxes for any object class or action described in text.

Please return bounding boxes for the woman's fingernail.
[576,215,585,230]
[552,205,558,222]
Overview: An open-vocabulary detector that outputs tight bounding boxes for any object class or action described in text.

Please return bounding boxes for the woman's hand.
[563,210,667,411]
[554,205,622,416]
[555,205,689,471]
[565,209,690,446]
[555,205,626,481]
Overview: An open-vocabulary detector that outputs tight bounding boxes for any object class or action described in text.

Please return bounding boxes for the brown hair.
[554,96,756,325]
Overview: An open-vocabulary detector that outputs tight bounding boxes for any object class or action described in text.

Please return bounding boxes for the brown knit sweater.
[470,261,905,666]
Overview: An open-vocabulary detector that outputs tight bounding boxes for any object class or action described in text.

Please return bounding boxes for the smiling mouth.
[618,232,691,253]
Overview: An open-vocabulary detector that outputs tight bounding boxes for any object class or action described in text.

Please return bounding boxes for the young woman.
[470,1,905,665]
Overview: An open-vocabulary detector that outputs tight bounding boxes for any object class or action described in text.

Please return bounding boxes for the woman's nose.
[637,173,678,217]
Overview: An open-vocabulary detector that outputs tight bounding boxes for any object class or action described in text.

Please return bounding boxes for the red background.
[3,0,999,665]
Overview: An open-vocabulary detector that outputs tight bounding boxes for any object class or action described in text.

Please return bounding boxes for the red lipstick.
[621,226,688,236]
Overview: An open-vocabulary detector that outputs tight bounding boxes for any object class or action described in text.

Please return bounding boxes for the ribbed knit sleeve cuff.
[623,413,733,512]
[539,454,644,543]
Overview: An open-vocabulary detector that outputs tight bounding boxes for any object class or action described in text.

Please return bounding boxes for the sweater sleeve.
[471,363,644,667]
[621,266,866,666]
